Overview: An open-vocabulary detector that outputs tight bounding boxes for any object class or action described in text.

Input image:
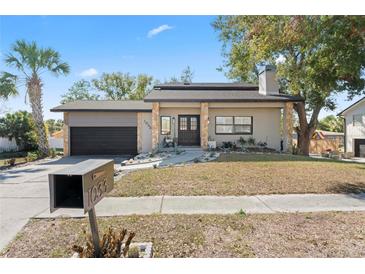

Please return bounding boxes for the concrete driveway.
[0,156,126,251]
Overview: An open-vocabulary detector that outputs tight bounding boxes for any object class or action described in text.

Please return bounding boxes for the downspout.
[343,117,346,153]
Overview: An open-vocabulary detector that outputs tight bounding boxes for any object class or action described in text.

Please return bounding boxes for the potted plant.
[207,136,216,150]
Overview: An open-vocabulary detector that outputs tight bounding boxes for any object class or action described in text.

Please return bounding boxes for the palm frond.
[50,62,71,76]
[5,39,70,77]
[4,54,27,76]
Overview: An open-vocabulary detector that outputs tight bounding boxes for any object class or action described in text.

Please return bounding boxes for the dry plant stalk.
[72,227,136,258]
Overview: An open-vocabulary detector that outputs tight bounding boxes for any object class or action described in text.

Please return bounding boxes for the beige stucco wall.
[208,107,282,150]
[140,112,152,152]
[68,112,137,127]
[208,102,284,108]
[343,100,365,153]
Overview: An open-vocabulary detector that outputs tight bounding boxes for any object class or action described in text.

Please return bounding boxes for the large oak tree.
[213,16,365,155]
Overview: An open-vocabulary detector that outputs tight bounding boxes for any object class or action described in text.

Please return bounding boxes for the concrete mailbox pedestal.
[49,159,114,257]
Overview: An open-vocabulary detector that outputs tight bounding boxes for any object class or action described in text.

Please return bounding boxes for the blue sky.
[0,16,361,120]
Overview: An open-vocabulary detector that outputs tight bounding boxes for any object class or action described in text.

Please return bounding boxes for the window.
[190,117,198,131]
[353,114,364,126]
[161,116,171,135]
[179,117,188,131]
[215,116,252,135]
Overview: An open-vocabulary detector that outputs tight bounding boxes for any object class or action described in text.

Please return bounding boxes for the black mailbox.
[49,159,114,214]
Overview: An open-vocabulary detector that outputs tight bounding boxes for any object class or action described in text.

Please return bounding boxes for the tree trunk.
[27,75,49,156]
[294,101,318,156]
[297,128,312,155]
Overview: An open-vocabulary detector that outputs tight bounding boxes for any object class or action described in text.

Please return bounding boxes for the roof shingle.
[144,83,303,102]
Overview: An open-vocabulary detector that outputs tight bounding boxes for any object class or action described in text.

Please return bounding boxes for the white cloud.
[80,68,98,77]
[147,24,174,38]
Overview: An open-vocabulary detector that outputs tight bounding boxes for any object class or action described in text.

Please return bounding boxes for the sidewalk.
[36,193,365,218]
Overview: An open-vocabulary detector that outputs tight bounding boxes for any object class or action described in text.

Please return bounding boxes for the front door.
[178,115,200,146]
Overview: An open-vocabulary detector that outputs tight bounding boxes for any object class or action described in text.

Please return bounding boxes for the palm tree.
[0,40,70,155]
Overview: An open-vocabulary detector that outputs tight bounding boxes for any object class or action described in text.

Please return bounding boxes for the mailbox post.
[49,159,114,257]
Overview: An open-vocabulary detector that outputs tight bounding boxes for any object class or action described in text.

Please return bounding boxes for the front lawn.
[2,212,365,258]
[110,153,365,197]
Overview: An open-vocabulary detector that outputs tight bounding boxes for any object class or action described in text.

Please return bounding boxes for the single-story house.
[338,97,365,157]
[51,66,303,156]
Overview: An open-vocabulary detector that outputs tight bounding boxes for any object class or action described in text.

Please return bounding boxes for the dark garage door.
[70,127,137,156]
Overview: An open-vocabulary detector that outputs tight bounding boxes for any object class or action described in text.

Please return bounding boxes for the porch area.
[150,102,294,152]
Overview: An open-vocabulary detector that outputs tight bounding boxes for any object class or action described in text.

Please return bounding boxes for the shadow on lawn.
[215,153,363,164]
[327,183,365,198]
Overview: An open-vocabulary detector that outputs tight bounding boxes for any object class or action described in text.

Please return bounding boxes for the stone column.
[63,112,70,156]
[200,102,209,150]
[151,102,160,151]
[283,102,293,153]
[137,112,143,153]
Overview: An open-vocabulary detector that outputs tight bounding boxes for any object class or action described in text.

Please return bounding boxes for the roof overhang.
[337,97,365,116]
[144,98,304,103]
[50,108,152,112]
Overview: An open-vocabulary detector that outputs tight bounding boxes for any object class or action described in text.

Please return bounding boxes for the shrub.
[257,141,267,148]
[26,151,43,162]
[247,137,256,146]
[222,141,233,149]
[238,137,246,147]
[49,148,57,158]
[6,158,16,166]
[0,111,38,151]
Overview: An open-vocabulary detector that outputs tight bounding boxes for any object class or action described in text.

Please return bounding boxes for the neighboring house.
[338,97,365,157]
[0,137,18,153]
[0,133,64,152]
[293,130,344,154]
[51,66,303,156]
[49,130,64,149]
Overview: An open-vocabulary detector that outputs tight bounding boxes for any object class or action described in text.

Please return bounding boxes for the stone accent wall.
[151,102,160,150]
[137,112,143,153]
[200,102,209,149]
[63,112,69,156]
[283,102,293,153]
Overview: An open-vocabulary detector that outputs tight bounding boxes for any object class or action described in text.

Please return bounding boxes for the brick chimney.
[259,65,279,96]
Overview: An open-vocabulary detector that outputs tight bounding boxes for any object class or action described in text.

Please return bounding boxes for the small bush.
[26,151,41,162]
[247,137,256,146]
[49,148,57,158]
[257,141,267,148]
[6,158,16,166]
[222,141,233,149]
[238,137,247,147]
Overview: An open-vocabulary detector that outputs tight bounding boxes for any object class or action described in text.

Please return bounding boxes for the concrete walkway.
[36,193,365,218]
[120,149,205,171]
